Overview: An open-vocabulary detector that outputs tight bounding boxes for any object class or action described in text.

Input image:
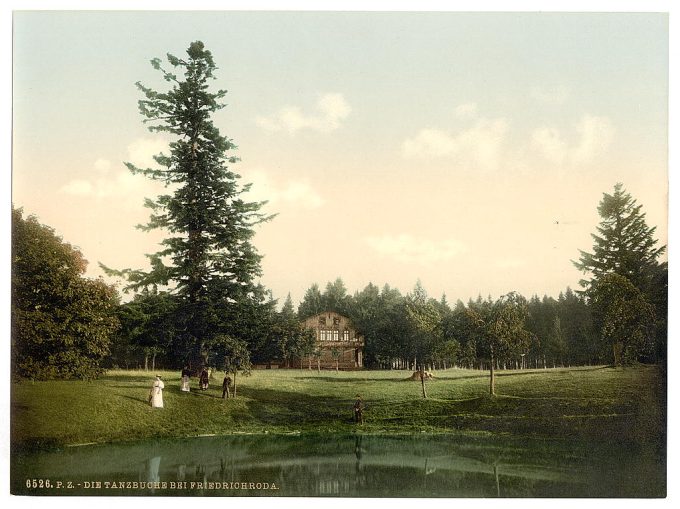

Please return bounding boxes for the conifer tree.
[574,183,665,293]
[574,183,666,362]
[104,41,272,367]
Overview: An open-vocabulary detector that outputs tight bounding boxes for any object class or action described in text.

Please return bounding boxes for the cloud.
[402,117,509,170]
[60,179,93,196]
[59,138,168,206]
[571,115,615,163]
[126,138,168,169]
[531,115,614,166]
[530,127,568,164]
[256,93,351,134]
[243,169,324,210]
[366,234,467,265]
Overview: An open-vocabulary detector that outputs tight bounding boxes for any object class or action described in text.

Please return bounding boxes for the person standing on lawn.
[149,375,165,408]
[199,368,210,390]
[180,366,191,392]
[222,373,232,399]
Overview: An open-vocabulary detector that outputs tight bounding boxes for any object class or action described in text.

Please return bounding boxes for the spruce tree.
[574,183,665,293]
[574,183,666,362]
[105,41,272,367]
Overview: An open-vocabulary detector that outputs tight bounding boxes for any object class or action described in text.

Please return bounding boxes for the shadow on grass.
[293,376,409,383]
[121,394,149,406]
[190,390,223,400]
[236,386,353,426]
[434,365,611,382]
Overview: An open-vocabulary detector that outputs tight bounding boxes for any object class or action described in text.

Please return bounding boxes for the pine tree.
[298,283,324,319]
[574,183,665,293]
[574,183,666,362]
[103,42,272,367]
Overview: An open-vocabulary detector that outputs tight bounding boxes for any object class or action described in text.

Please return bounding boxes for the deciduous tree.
[12,208,119,379]
[467,292,532,395]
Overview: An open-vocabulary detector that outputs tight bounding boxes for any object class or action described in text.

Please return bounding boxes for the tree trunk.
[144,353,149,371]
[232,372,237,397]
[489,347,496,395]
[420,370,428,399]
[152,352,156,372]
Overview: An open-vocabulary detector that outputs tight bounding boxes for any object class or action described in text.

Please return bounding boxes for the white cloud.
[243,169,324,210]
[571,115,615,163]
[126,138,168,169]
[366,234,467,265]
[531,127,568,164]
[60,179,93,196]
[59,138,168,206]
[402,117,509,171]
[531,115,615,166]
[256,93,351,134]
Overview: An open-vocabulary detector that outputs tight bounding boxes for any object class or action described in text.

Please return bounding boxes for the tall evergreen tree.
[574,183,665,292]
[574,183,666,362]
[103,41,272,367]
[297,283,324,319]
[322,277,350,315]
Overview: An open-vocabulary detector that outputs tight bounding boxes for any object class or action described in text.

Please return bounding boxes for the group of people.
[149,367,234,408]
[149,371,364,424]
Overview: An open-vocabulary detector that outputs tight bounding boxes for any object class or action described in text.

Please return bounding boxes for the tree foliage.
[574,183,666,363]
[574,183,665,291]
[466,292,532,394]
[588,273,656,365]
[12,208,119,380]
[103,41,273,367]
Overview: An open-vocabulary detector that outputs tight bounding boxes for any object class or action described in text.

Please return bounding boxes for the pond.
[11,433,665,497]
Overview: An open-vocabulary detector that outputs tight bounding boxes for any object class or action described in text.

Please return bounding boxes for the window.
[333,330,339,341]
[320,330,327,341]
[343,330,350,341]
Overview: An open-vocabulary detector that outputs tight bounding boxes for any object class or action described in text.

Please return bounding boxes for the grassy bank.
[11,365,665,449]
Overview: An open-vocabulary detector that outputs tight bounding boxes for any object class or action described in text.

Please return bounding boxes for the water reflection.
[11,433,665,497]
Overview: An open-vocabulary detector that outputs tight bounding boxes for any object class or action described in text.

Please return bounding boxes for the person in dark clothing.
[199,368,209,390]
[353,394,364,424]
[222,374,232,399]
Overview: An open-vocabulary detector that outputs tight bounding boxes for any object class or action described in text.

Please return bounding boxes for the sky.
[11,9,670,308]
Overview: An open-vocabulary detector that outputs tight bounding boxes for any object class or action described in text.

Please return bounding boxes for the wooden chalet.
[297,311,364,370]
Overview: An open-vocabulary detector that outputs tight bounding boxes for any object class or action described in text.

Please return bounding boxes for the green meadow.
[11,365,665,451]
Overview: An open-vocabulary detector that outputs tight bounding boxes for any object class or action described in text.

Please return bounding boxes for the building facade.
[297,311,364,370]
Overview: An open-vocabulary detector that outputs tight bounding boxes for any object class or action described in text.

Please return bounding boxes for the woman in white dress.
[149,375,165,408]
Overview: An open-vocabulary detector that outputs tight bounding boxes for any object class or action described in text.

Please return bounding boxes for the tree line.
[11,41,667,384]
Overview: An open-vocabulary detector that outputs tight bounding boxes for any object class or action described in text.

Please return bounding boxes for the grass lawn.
[11,364,666,450]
